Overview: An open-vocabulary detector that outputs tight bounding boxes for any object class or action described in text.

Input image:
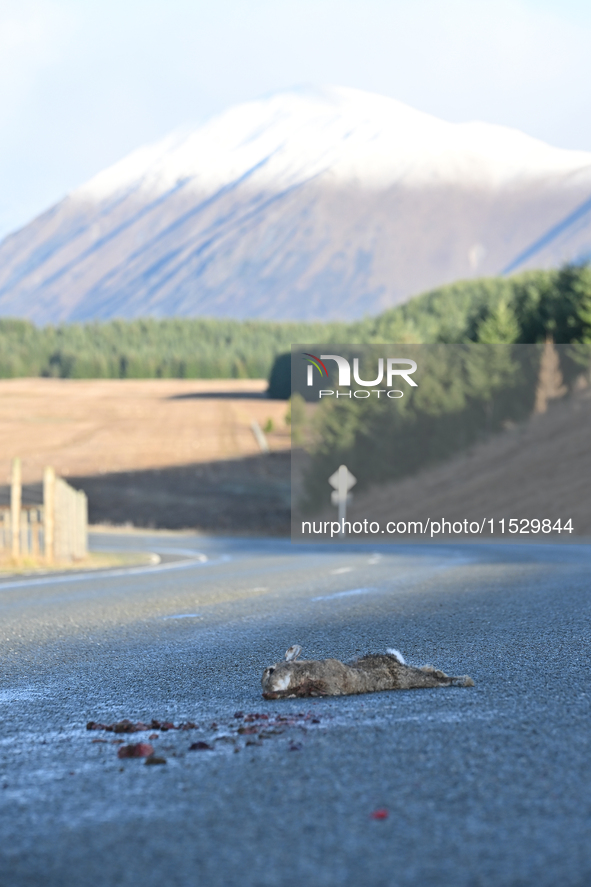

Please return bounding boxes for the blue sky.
[2,0,591,239]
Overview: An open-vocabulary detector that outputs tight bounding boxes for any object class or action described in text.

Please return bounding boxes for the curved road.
[1,533,590,887]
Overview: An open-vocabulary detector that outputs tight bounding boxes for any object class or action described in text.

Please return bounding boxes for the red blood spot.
[113,720,135,734]
[117,742,154,759]
[370,809,389,820]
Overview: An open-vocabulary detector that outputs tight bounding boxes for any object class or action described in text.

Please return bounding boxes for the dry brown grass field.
[0,379,291,533]
[6,378,589,539]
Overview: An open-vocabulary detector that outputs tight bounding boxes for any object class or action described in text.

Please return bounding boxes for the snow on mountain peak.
[77,85,591,205]
[4,85,591,326]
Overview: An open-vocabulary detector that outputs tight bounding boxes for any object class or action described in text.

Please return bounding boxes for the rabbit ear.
[285,645,302,662]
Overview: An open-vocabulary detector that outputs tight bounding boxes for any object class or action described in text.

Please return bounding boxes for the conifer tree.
[476,299,520,344]
[534,337,566,414]
[574,264,591,342]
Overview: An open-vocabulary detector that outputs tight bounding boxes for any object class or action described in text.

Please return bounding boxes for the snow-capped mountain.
[2,85,591,324]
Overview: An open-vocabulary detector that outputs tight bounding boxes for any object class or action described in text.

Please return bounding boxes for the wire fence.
[0,460,87,564]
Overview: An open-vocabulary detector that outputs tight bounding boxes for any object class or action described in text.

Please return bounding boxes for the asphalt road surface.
[1,533,590,887]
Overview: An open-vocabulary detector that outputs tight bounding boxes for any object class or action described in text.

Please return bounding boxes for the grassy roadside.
[0,549,158,577]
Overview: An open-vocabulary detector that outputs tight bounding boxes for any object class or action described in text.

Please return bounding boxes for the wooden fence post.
[31,509,40,559]
[43,466,55,564]
[68,483,75,560]
[1,510,8,554]
[11,458,21,560]
[75,490,87,559]
[81,491,88,558]
[20,509,28,557]
[54,477,70,562]
[58,477,66,562]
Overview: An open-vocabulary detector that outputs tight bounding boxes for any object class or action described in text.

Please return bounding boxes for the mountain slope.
[1,85,591,323]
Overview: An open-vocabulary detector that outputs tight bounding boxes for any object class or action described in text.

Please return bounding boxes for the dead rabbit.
[262,645,474,699]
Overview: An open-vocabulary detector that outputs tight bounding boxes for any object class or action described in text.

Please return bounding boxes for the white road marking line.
[0,554,231,592]
[0,690,44,704]
[312,587,376,601]
[148,548,208,560]
[330,567,353,574]
[162,613,202,620]
[312,557,478,603]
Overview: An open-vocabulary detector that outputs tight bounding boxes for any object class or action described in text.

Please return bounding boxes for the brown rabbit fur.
[261,649,474,699]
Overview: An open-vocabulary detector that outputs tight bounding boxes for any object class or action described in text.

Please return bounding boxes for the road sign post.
[328,464,357,537]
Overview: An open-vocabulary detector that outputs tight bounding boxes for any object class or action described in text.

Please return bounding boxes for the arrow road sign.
[328,465,356,535]
[329,465,356,495]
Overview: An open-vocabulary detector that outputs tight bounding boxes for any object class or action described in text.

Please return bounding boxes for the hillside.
[2,86,591,323]
[348,384,591,537]
[295,382,591,539]
[0,265,589,382]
